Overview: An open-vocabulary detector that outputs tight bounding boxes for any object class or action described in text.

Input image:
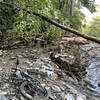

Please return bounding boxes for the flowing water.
[82,44,100,94]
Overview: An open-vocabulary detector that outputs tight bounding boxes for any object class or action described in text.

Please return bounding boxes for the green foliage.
[69,8,85,30]
[6,0,66,41]
[0,1,15,31]
[80,0,96,13]
[0,0,96,44]
[0,0,17,40]
[85,16,100,37]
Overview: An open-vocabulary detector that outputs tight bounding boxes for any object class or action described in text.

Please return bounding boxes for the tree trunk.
[70,0,74,16]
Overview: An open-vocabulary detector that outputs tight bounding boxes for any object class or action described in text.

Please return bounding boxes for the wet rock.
[65,93,75,100]
[0,94,7,100]
[51,85,61,93]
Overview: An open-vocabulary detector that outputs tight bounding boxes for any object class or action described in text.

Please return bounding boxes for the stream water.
[82,44,100,94]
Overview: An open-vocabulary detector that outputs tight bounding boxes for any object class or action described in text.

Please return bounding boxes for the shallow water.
[82,44,100,93]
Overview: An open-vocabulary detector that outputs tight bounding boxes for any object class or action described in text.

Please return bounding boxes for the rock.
[0,92,7,96]
[16,70,22,79]
[41,83,46,87]
[0,50,2,57]
[60,87,65,91]
[20,96,25,100]
[10,57,16,60]
[12,96,19,100]
[49,95,56,100]
[0,94,7,100]
[76,94,86,100]
[49,94,62,100]
[45,86,50,91]
[65,93,75,100]
[98,83,100,87]
[25,60,33,66]
[49,73,58,80]
[51,85,61,92]
[55,94,62,100]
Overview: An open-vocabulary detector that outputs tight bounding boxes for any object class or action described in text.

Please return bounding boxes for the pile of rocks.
[0,48,99,100]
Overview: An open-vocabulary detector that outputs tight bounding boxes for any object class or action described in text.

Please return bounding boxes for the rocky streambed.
[0,44,100,100]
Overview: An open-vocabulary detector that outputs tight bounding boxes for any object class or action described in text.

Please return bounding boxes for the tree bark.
[1,1,100,44]
[70,0,74,16]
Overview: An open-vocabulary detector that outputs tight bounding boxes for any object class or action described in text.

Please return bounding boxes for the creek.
[82,44,100,94]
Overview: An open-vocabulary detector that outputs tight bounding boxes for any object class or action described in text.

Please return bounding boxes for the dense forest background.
[0,0,99,46]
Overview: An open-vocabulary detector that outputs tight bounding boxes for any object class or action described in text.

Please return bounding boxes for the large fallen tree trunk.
[1,2,100,44]
[25,10,100,44]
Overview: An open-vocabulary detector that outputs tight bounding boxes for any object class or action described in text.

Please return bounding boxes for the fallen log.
[1,2,100,44]
[26,11,100,44]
